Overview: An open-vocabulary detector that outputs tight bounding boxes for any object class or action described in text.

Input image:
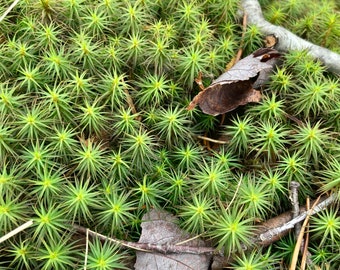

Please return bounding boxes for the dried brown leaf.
[187,48,281,116]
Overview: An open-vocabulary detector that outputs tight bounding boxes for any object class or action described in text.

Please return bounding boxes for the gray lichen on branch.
[255,193,337,246]
[240,0,340,74]
[72,194,337,256]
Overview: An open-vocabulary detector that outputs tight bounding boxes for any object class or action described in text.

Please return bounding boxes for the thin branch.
[300,198,314,270]
[176,233,206,246]
[225,176,243,212]
[196,135,228,144]
[0,220,34,244]
[289,197,320,270]
[0,0,20,23]
[73,224,216,255]
[240,0,340,74]
[84,228,89,270]
[284,113,304,126]
[289,181,301,237]
[73,194,337,256]
[256,193,337,245]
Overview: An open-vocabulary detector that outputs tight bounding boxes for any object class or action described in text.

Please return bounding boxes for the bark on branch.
[73,224,217,255]
[73,194,337,255]
[255,193,337,246]
[240,0,340,75]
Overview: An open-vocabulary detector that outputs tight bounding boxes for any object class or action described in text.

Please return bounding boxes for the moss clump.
[0,0,340,269]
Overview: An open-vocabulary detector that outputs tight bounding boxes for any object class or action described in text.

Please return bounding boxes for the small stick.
[0,0,20,23]
[289,197,321,270]
[240,0,340,74]
[289,181,301,237]
[196,135,228,144]
[72,194,337,257]
[284,113,304,126]
[258,193,336,244]
[73,224,216,255]
[176,233,206,246]
[72,195,339,259]
[300,198,313,270]
[84,228,89,270]
[0,220,34,244]
[225,176,243,212]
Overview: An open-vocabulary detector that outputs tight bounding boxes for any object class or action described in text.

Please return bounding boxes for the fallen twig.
[256,193,337,246]
[225,175,243,212]
[240,0,340,74]
[84,228,89,270]
[0,220,34,244]
[196,135,228,144]
[289,181,301,238]
[72,193,337,256]
[0,0,20,23]
[289,197,320,270]
[284,113,304,126]
[73,224,216,255]
[300,198,313,270]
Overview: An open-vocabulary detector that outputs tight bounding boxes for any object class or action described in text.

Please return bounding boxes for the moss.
[0,0,339,268]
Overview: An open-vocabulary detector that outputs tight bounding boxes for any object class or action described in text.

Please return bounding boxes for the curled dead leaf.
[187,48,281,116]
